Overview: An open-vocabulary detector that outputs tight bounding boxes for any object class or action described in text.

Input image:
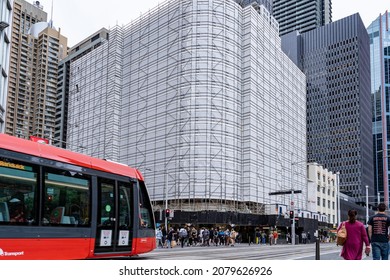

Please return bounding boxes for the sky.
[34,0,390,47]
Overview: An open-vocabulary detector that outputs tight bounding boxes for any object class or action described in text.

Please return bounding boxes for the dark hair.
[348,209,357,223]
[378,203,387,212]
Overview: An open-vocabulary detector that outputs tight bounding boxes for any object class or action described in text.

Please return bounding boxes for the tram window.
[138,181,154,229]
[118,182,133,229]
[0,157,38,225]
[43,168,91,227]
[98,179,115,227]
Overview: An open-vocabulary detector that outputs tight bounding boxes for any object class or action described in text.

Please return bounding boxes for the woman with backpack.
[178,227,188,248]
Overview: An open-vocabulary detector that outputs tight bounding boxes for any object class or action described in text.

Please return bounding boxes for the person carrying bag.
[337,209,370,260]
[336,221,347,246]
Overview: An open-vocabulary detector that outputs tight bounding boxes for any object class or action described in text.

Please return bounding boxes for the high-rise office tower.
[282,14,374,202]
[54,28,109,148]
[67,27,122,160]
[273,0,332,36]
[6,0,67,140]
[0,0,13,133]
[369,11,390,207]
[5,0,46,138]
[67,0,307,214]
[234,0,272,13]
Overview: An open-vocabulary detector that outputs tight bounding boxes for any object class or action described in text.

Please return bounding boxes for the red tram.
[0,134,156,259]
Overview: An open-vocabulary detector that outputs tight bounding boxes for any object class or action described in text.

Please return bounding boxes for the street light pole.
[365,185,369,224]
[290,160,296,246]
[289,158,307,245]
[291,190,295,245]
[165,172,168,231]
[269,189,302,245]
[336,172,341,225]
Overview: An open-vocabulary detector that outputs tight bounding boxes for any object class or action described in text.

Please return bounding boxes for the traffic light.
[295,217,299,227]
[165,208,170,218]
[289,210,294,219]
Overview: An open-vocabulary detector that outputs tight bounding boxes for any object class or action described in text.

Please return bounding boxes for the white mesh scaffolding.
[67,0,307,214]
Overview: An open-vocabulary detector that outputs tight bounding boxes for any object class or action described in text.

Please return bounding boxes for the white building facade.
[307,163,338,226]
[67,0,306,214]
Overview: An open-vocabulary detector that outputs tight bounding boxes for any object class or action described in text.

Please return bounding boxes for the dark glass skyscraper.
[282,14,374,202]
[369,11,390,207]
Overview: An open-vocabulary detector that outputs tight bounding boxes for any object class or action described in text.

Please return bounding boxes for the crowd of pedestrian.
[156,226,292,248]
[155,226,241,248]
[155,203,390,261]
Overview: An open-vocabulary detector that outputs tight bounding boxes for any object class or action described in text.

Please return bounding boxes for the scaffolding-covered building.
[66,0,307,219]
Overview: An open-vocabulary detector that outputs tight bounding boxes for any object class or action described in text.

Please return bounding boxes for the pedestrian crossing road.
[135,242,350,260]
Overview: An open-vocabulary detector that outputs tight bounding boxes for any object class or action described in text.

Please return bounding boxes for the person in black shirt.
[368,203,390,260]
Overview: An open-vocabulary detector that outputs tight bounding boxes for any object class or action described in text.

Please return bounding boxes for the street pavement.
[136,242,372,260]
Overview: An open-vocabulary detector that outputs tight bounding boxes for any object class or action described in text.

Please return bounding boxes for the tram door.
[94,178,133,254]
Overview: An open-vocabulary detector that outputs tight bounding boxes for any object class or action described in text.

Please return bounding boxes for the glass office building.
[369,11,390,206]
[282,14,373,202]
